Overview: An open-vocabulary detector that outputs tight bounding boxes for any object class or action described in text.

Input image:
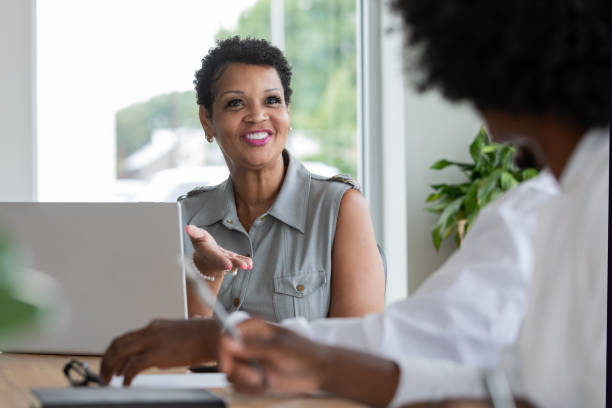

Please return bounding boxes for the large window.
[37,0,358,202]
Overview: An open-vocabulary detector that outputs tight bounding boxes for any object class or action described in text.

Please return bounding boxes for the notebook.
[0,202,188,355]
[31,387,226,407]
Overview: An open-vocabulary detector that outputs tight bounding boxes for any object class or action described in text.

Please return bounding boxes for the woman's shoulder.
[304,172,362,214]
[310,173,361,191]
[177,181,225,202]
[176,179,230,221]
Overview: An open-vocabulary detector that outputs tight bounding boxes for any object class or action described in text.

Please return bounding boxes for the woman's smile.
[243,129,273,146]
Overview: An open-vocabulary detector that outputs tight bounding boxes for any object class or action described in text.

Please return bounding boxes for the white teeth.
[245,132,269,140]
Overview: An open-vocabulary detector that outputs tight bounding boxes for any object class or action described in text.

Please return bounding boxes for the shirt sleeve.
[388,358,487,407]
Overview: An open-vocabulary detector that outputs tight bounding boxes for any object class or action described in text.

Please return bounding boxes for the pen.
[180,254,268,387]
[181,254,242,339]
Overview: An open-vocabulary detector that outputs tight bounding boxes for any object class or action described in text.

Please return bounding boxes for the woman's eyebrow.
[264,88,280,93]
[220,90,244,96]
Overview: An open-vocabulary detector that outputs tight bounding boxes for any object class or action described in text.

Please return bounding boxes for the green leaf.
[425,195,454,213]
[498,146,515,170]
[442,219,458,240]
[438,185,464,199]
[430,159,474,171]
[464,182,479,215]
[500,171,519,190]
[436,196,464,232]
[432,223,443,250]
[477,168,503,204]
[481,144,505,154]
[430,159,454,170]
[469,130,487,163]
[426,192,443,203]
[520,168,539,181]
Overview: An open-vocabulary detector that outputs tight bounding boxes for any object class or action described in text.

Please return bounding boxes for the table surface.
[0,353,366,407]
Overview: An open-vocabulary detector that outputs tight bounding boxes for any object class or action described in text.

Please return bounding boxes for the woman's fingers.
[224,253,252,272]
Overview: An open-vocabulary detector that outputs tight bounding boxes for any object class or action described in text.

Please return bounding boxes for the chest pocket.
[273,269,328,321]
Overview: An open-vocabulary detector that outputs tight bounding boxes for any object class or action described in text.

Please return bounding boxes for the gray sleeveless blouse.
[178,151,357,322]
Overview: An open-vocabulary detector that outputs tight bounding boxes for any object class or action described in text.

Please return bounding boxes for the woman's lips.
[243,131,272,146]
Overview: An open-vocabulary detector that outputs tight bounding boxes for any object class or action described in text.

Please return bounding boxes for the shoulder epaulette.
[328,173,361,190]
[177,185,215,202]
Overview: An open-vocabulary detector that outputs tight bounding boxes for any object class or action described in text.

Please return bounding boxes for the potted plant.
[426,127,539,250]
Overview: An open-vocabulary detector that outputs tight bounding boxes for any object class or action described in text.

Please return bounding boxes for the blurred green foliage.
[115,0,357,176]
[115,91,199,174]
[426,127,539,250]
[0,230,39,335]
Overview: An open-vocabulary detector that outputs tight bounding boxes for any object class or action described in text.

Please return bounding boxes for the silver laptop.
[0,202,187,355]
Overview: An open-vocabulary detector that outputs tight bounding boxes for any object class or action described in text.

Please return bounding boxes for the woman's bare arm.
[328,189,385,317]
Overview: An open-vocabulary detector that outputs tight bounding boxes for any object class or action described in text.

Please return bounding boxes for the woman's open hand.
[186,225,252,276]
[99,318,220,386]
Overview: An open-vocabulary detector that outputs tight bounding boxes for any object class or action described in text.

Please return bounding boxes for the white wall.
[0,0,36,201]
[403,90,482,293]
[365,1,483,297]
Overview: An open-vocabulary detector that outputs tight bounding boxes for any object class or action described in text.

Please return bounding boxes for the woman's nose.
[245,105,268,122]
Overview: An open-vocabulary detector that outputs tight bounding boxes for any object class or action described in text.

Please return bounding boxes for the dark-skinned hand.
[218,318,328,394]
[186,225,252,276]
[100,318,221,386]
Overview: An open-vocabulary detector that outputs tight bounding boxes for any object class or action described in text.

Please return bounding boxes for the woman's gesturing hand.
[99,318,220,386]
[218,318,328,394]
[185,225,252,277]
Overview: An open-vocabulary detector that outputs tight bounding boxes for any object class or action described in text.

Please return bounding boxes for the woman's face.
[200,63,290,172]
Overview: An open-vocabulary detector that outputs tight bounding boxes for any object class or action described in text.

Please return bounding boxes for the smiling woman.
[180,37,385,322]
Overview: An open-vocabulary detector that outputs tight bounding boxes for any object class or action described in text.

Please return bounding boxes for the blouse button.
[296,284,305,293]
[226,219,233,224]
[233,298,240,307]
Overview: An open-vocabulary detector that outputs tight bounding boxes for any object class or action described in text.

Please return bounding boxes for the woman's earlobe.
[199,105,214,134]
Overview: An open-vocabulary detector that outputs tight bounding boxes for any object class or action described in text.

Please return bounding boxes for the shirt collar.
[189,150,310,233]
[268,150,310,233]
[560,127,609,191]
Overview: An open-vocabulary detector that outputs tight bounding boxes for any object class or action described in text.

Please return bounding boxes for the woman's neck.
[483,111,587,179]
[229,154,287,231]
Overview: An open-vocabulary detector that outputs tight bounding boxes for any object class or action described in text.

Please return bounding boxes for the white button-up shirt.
[389,128,609,407]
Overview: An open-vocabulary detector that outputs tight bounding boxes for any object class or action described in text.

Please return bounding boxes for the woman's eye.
[266,96,282,105]
[226,99,243,108]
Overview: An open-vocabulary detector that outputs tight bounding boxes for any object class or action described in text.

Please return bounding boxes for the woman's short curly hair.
[391,0,609,127]
[194,36,293,114]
